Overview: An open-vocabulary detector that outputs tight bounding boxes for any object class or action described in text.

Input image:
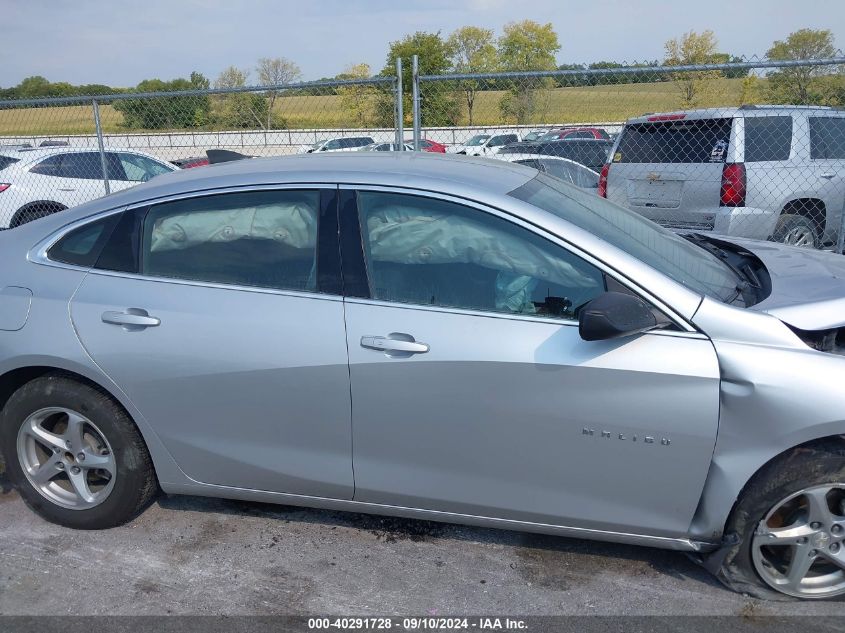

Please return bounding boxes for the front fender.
[688,326,845,540]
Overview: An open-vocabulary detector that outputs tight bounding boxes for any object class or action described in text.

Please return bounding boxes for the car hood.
[721,236,845,330]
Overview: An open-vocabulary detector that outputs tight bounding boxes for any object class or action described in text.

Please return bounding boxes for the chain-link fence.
[2,55,845,254]
[0,74,400,228]
[412,54,845,251]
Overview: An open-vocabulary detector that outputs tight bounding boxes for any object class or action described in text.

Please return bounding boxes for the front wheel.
[0,374,158,529]
[715,441,845,600]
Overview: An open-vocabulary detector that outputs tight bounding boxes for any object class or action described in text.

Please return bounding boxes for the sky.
[2,0,844,88]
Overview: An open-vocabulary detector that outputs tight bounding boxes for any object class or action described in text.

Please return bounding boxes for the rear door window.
[810,117,845,159]
[57,152,108,179]
[29,155,63,176]
[614,118,733,163]
[139,190,320,292]
[744,116,792,162]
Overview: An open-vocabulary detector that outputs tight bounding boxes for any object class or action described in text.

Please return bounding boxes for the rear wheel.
[0,374,157,529]
[771,214,819,249]
[716,442,845,600]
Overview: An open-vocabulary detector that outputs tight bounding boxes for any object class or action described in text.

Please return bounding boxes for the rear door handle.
[102,308,161,330]
[57,188,76,192]
[821,173,837,179]
[360,334,429,355]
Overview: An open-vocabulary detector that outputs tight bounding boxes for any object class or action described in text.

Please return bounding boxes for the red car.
[539,127,609,141]
[405,139,447,153]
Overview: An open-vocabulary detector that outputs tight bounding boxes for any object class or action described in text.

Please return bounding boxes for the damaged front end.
[789,325,845,356]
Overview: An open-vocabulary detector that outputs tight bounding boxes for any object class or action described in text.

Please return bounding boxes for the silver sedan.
[1,153,845,601]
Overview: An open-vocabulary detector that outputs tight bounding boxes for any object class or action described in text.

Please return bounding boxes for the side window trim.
[339,184,688,330]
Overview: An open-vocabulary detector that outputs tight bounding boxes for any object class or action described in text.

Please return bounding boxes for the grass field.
[0,78,754,137]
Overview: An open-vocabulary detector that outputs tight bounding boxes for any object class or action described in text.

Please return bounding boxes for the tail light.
[598,164,610,198]
[720,163,746,207]
[0,184,10,193]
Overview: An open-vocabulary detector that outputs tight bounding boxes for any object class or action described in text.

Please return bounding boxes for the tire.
[771,214,819,249]
[715,441,845,600]
[0,374,157,529]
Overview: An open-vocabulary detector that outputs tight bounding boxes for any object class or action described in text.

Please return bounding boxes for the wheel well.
[10,201,67,228]
[726,434,845,530]
[781,198,827,235]
[0,366,139,436]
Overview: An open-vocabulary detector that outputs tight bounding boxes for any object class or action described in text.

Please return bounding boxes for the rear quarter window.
[0,156,19,171]
[47,215,119,267]
[744,116,792,162]
[614,118,733,163]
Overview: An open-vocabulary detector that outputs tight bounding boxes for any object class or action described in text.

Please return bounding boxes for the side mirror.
[578,292,657,341]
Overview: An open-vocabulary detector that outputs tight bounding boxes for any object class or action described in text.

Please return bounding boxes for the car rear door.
[608,118,734,230]
[68,186,355,499]
[340,187,720,537]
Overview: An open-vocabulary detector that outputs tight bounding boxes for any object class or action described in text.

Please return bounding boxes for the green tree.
[447,26,498,125]
[113,73,211,130]
[379,31,459,127]
[664,30,721,107]
[256,57,301,129]
[17,76,52,98]
[497,20,560,124]
[336,63,378,127]
[212,66,270,129]
[766,29,838,104]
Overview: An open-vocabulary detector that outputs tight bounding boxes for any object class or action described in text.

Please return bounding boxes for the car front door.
[69,187,355,499]
[342,187,720,536]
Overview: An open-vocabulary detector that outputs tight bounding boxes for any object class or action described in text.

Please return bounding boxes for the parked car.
[497,138,613,173]
[3,152,845,600]
[500,153,599,191]
[405,139,448,153]
[0,147,177,229]
[602,106,845,248]
[298,136,376,154]
[359,142,413,152]
[171,156,209,169]
[539,127,610,141]
[447,133,521,156]
[521,130,549,142]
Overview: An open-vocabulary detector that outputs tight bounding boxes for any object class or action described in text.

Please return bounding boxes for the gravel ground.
[1,468,844,618]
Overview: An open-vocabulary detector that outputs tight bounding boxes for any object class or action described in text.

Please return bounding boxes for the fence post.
[394,58,404,150]
[91,99,110,195]
[411,55,421,151]
[837,211,845,255]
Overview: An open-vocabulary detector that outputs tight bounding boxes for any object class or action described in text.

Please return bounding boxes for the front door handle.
[102,308,161,330]
[57,188,77,192]
[361,334,429,355]
[820,173,836,179]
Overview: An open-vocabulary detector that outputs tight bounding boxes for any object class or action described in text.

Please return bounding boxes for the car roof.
[626,105,845,124]
[31,152,537,229]
[0,146,161,160]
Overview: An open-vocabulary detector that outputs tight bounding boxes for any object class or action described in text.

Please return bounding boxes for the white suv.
[447,133,522,156]
[0,147,176,229]
[298,136,376,153]
[602,106,845,248]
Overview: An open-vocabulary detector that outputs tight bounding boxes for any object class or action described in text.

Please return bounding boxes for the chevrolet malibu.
[1,153,845,600]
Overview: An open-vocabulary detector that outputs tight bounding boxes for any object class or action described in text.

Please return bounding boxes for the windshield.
[311,140,326,149]
[466,135,490,146]
[508,173,742,303]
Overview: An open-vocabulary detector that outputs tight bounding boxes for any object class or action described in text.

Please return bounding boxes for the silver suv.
[602,106,845,248]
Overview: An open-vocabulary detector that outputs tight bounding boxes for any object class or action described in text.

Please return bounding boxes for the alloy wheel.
[781,226,817,248]
[751,484,845,598]
[16,407,116,510]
